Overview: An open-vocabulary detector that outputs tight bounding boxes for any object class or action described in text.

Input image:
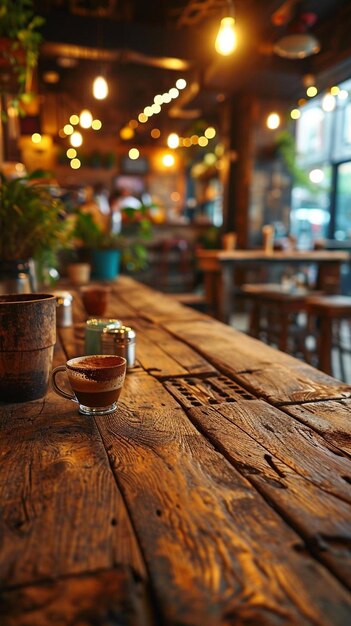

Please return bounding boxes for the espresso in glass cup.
[51,355,126,415]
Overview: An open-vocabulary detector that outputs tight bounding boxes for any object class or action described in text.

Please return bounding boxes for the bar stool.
[306,295,351,381]
[241,283,314,358]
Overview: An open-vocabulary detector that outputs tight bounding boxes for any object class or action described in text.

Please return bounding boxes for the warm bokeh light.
[309,168,324,183]
[70,158,81,169]
[176,79,186,90]
[322,93,336,112]
[70,114,79,125]
[171,191,180,202]
[306,86,318,97]
[66,148,77,158]
[215,17,237,55]
[290,108,301,120]
[183,137,192,147]
[298,98,307,106]
[330,86,340,96]
[63,124,74,135]
[129,119,138,129]
[162,93,172,104]
[70,131,83,147]
[205,127,216,139]
[198,136,209,147]
[266,112,281,129]
[167,133,180,149]
[204,153,217,165]
[191,135,199,145]
[120,126,134,140]
[154,94,163,105]
[93,75,108,100]
[31,133,41,143]
[138,113,148,123]
[151,103,161,114]
[144,106,153,117]
[92,119,102,130]
[80,109,93,129]
[58,129,66,138]
[151,128,161,139]
[129,148,140,160]
[169,87,179,99]
[162,154,175,167]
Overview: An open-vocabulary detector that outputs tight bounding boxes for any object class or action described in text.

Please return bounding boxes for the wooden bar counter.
[1,276,351,625]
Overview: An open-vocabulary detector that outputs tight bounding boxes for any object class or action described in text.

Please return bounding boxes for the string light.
[215,2,237,56]
[31,133,41,143]
[266,112,281,129]
[129,148,140,160]
[70,131,83,147]
[80,109,93,129]
[167,133,180,149]
[93,76,108,100]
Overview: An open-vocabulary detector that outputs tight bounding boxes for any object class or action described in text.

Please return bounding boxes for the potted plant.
[0,170,73,291]
[0,0,44,116]
[73,206,152,281]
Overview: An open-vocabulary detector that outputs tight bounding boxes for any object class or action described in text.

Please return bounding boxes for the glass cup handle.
[51,366,77,402]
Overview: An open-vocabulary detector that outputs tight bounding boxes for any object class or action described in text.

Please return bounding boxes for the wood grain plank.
[163,318,351,403]
[0,567,155,626]
[0,342,146,587]
[95,370,351,626]
[187,401,351,588]
[284,399,351,456]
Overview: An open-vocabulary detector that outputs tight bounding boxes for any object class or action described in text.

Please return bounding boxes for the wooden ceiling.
[34,0,351,137]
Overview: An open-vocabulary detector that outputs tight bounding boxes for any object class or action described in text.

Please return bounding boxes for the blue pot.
[91,249,121,280]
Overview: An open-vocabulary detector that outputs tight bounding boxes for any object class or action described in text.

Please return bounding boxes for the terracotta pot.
[0,294,56,402]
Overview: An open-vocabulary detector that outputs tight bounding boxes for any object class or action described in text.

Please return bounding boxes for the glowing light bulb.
[93,75,108,100]
[79,109,93,129]
[163,154,175,167]
[129,148,139,160]
[167,133,179,149]
[266,112,280,129]
[215,17,237,56]
[31,133,41,143]
[290,109,301,120]
[70,131,83,147]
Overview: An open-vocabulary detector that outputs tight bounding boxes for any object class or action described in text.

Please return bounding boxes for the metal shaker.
[53,290,74,327]
[84,318,122,355]
[101,325,136,369]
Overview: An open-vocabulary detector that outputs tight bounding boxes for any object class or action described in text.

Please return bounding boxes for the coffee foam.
[67,355,125,390]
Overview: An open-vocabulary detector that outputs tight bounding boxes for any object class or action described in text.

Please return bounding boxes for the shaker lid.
[86,317,121,329]
[102,324,136,341]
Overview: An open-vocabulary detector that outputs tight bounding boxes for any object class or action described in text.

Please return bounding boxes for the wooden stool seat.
[306,295,351,380]
[241,283,316,356]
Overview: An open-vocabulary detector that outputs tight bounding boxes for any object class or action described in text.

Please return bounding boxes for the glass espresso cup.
[51,355,126,416]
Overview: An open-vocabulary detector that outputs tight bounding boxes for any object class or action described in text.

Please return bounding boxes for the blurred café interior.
[1,0,351,379]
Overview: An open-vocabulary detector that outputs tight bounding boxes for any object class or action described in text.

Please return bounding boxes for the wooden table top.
[196,248,350,262]
[1,276,351,626]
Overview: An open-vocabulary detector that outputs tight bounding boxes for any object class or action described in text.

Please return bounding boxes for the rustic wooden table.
[1,276,351,626]
[196,249,350,322]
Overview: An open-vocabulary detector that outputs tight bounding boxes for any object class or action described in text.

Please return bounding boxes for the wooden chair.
[241,283,315,358]
[306,295,351,381]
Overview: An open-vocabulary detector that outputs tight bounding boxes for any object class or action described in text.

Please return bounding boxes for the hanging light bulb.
[215,1,237,56]
[93,75,109,100]
[79,109,93,129]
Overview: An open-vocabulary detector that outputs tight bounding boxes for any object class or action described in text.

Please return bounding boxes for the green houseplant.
[73,206,152,280]
[0,170,73,289]
[0,0,44,115]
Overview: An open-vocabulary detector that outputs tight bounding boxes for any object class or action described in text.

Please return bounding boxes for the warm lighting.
[129,119,138,129]
[191,135,199,145]
[183,138,192,147]
[144,106,153,117]
[306,86,318,97]
[92,119,102,130]
[151,128,161,139]
[70,114,79,125]
[43,71,60,84]
[167,133,179,149]
[70,131,83,147]
[205,127,216,139]
[171,192,180,202]
[330,86,340,96]
[290,108,301,120]
[215,3,237,57]
[138,113,148,123]
[70,158,81,169]
[162,93,172,104]
[151,104,161,114]
[120,126,134,140]
[63,124,74,135]
[31,133,41,143]
[154,94,163,105]
[80,109,93,129]
[266,112,280,129]
[169,87,179,99]
[322,93,336,112]
[58,129,66,138]
[298,98,307,107]
[176,79,186,90]
[129,148,139,160]
[66,148,77,158]
[198,136,209,147]
[309,168,324,183]
[163,154,175,167]
[93,75,108,100]
[204,153,217,165]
